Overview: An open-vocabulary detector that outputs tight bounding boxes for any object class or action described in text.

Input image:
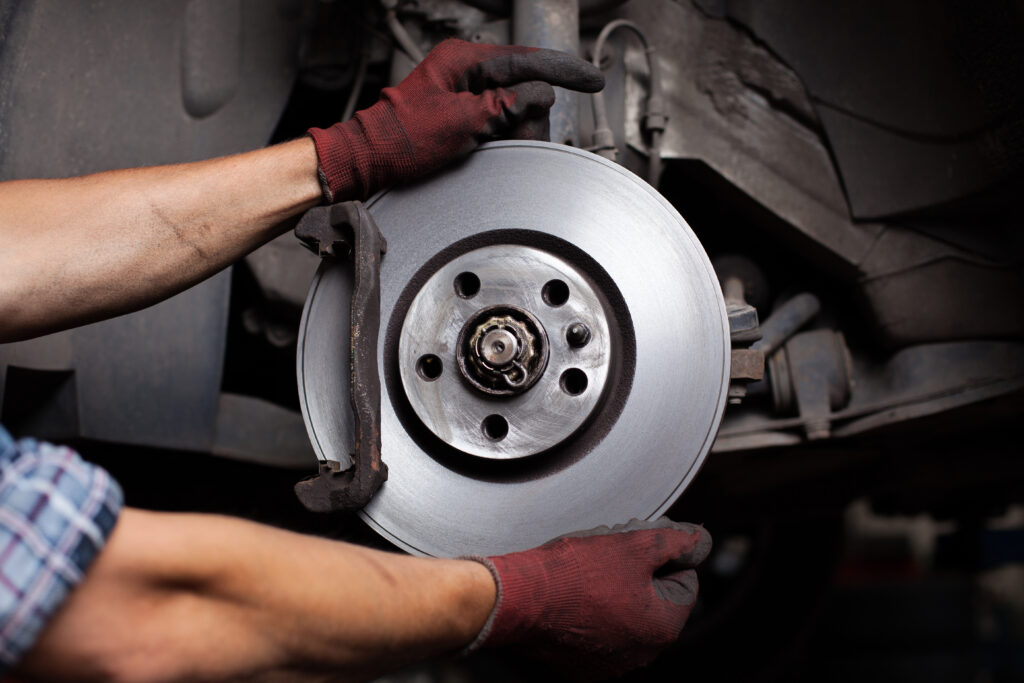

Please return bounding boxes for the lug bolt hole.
[416,354,443,381]
[542,279,570,306]
[454,272,481,299]
[482,414,509,441]
[560,368,588,396]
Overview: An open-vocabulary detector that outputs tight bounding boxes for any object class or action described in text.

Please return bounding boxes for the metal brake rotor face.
[298,141,729,558]
[399,245,612,459]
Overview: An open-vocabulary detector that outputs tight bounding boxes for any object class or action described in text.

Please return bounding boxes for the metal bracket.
[293,202,388,512]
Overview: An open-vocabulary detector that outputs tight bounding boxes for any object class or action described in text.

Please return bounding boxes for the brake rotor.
[298,141,729,558]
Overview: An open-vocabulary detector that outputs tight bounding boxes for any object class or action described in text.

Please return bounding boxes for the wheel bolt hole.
[542,279,569,306]
[482,414,509,441]
[454,272,481,299]
[560,368,588,396]
[416,354,443,381]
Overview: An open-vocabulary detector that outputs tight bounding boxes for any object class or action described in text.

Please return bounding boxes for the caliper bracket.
[293,201,388,512]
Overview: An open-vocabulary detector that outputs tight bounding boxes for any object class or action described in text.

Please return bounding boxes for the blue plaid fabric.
[0,423,122,673]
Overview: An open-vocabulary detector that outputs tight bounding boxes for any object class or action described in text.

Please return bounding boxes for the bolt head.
[566,323,592,348]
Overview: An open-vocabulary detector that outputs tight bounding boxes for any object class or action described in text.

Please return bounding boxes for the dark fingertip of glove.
[509,117,551,142]
[576,64,605,93]
[653,568,699,607]
[560,517,705,540]
[661,527,713,573]
[638,518,713,568]
[688,527,713,565]
[649,519,714,556]
[529,49,605,92]
[555,518,712,570]
[465,49,605,93]
[506,81,557,117]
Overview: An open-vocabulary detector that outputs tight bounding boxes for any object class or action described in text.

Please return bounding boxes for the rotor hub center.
[459,307,548,395]
[397,244,615,460]
[480,328,518,366]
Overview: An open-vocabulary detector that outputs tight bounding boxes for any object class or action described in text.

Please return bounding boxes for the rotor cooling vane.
[298,141,729,557]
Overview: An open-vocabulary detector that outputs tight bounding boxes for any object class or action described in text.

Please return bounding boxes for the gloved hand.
[308,38,604,202]
[465,518,711,680]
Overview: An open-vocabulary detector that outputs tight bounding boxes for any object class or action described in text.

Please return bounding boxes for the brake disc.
[297,141,729,558]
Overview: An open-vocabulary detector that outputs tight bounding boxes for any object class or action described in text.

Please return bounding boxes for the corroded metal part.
[293,202,388,512]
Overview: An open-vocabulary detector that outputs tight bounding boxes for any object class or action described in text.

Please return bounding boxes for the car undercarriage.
[1,0,1022,679]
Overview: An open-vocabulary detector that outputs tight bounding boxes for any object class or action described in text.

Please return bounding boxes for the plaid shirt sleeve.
[0,423,123,673]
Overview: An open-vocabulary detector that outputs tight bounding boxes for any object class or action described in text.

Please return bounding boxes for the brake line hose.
[589,19,665,185]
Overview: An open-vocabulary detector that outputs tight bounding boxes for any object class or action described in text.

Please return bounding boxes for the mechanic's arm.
[17,509,708,682]
[0,39,602,344]
[0,140,320,343]
[18,508,496,682]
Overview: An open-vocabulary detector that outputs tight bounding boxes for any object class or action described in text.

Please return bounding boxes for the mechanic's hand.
[308,38,604,202]
[466,518,711,680]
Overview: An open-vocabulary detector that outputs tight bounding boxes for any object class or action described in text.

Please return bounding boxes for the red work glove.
[465,518,711,680]
[307,38,604,202]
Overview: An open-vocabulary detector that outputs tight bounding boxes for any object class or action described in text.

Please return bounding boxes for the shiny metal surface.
[297,141,729,558]
[399,245,612,459]
[479,328,518,365]
[457,305,551,397]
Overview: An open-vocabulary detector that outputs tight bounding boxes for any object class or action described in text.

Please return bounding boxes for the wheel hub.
[459,307,547,396]
[398,244,612,459]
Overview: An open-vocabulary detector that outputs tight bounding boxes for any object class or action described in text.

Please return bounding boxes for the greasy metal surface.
[698,0,1024,219]
[730,349,764,381]
[781,330,852,440]
[399,245,612,459]
[716,341,1024,452]
[294,203,388,512]
[605,0,882,273]
[857,248,1024,347]
[297,141,730,557]
[751,293,820,356]
[599,1,1023,346]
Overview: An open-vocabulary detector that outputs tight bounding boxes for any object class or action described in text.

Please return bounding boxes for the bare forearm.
[0,138,321,343]
[18,509,495,682]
